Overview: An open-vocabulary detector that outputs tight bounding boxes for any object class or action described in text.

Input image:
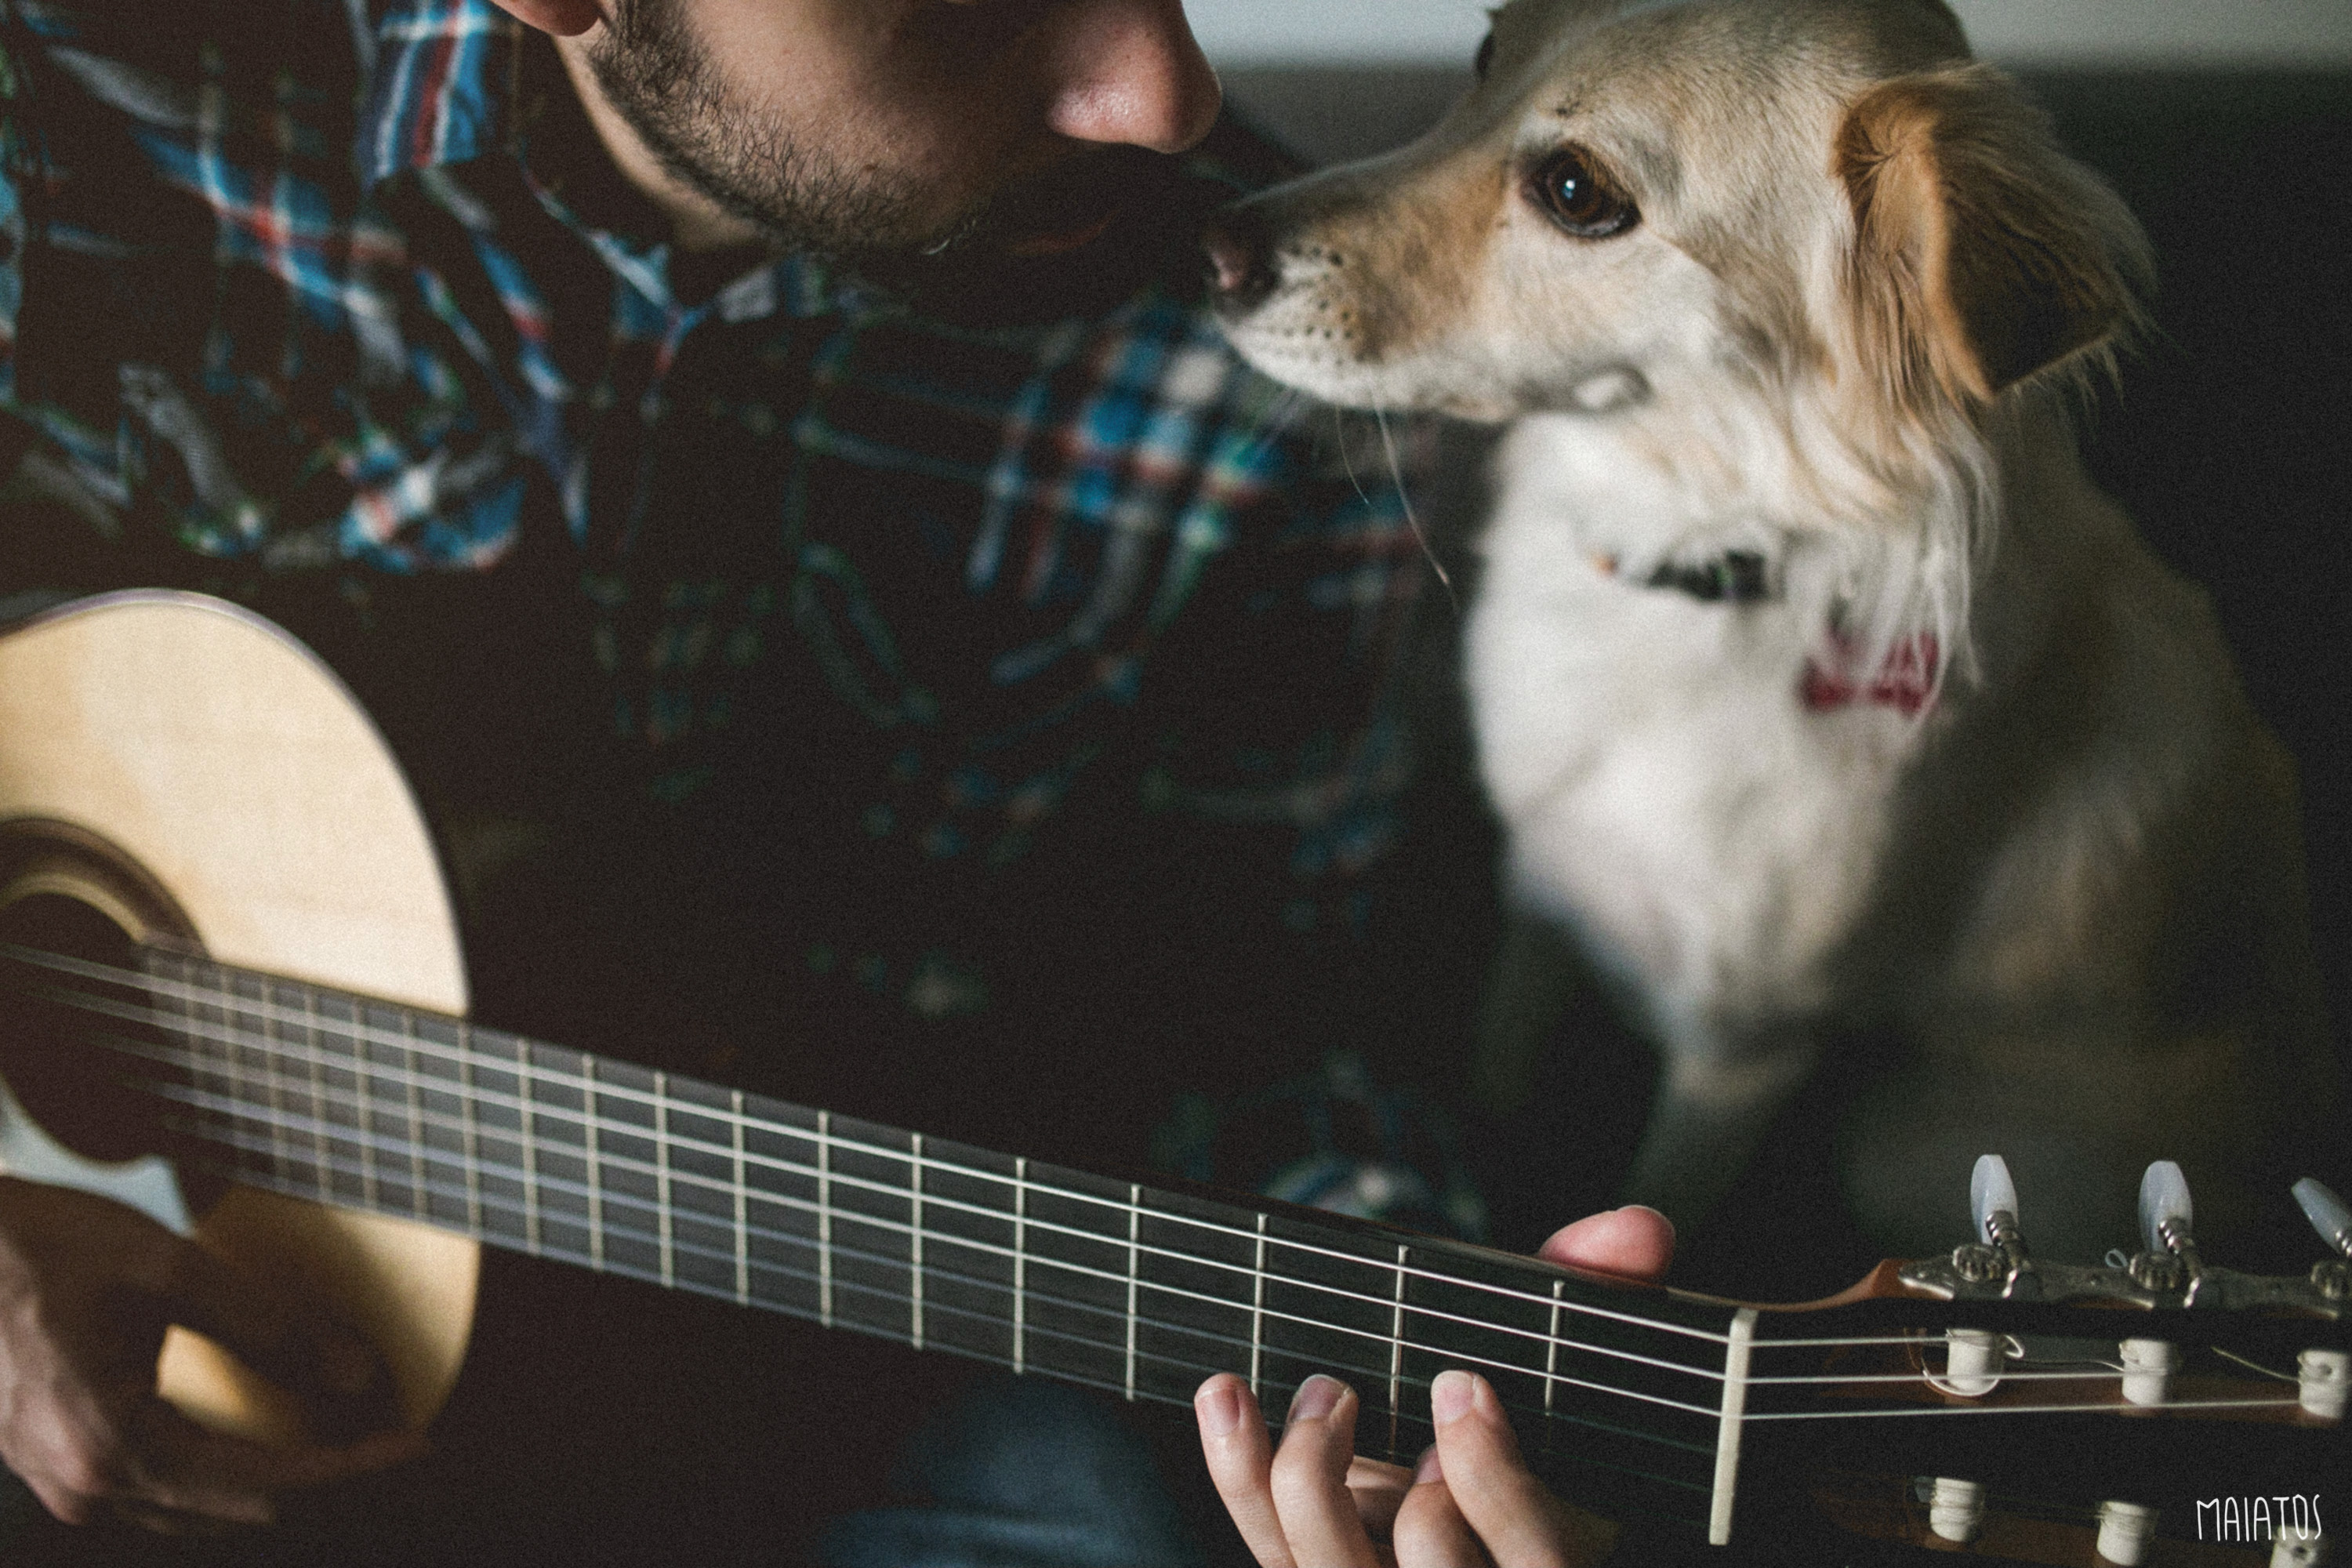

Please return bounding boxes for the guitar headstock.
[1743,1159,2346,1565]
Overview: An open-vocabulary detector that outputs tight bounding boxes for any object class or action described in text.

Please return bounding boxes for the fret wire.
[303,985,329,1202]
[186,956,221,1175]
[158,1117,1740,1432]
[817,1109,833,1330]
[1250,1213,1267,1396]
[1012,1156,1028,1377]
[583,1058,604,1271]
[1545,1279,1564,1418]
[350,995,377,1212]
[1388,1242,1409,1450]
[910,1133,926,1353]
[519,1039,541,1256]
[1124,1183,1141,1402]
[120,1051,1730,1391]
[401,1009,426,1221]
[459,1024,483,1234]
[730,1089,750,1305]
[24,954,1716,1341]
[258,970,288,1185]
[655,1071,675,1290]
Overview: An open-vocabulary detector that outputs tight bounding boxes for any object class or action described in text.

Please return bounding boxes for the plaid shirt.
[0,0,1435,1137]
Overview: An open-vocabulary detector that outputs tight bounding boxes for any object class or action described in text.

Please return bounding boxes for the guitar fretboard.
[13,942,1744,1537]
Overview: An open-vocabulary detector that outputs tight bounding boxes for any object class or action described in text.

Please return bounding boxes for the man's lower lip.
[1004,212,1117,259]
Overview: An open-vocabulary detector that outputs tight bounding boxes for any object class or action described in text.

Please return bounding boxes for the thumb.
[154,1241,392,1425]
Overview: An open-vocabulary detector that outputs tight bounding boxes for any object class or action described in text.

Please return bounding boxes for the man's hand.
[0,1177,424,1533]
[1195,1206,1675,1567]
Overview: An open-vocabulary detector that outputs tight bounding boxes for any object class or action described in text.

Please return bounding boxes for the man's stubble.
[585,0,972,262]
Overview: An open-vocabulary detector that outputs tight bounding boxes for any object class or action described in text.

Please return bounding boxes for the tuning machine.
[2294,1177,2351,1303]
[2125,1160,2201,1300]
[1945,1154,2031,1287]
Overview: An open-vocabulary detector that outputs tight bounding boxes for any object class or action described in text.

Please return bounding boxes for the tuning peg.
[1970,1154,2023,1250]
[2292,1177,2352,1258]
[2139,1160,2194,1255]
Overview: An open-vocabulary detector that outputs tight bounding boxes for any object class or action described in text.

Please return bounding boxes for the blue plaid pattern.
[0,0,1430,1028]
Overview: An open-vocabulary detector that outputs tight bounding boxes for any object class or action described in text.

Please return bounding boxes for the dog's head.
[1208,0,2150,443]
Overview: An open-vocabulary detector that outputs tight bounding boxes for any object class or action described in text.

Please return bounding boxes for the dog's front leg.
[1620,1020,1820,1234]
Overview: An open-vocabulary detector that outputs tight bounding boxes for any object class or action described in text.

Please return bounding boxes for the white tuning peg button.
[1936,1328,2005,1397]
[2096,1501,2158,1566]
[2300,1348,2348,1421]
[2292,1178,2352,1257]
[2140,1161,2193,1254]
[1926,1477,1986,1543]
[1971,1154,2021,1247]
[2118,1338,2179,1406]
[2271,1521,2326,1567]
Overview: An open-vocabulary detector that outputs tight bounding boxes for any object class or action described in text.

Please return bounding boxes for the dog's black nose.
[1201,208,1277,310]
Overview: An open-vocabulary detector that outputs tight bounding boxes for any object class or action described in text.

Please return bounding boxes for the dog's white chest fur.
[1467,416,1927,1029]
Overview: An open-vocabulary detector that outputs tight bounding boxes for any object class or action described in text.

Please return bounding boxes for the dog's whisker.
[1374,404,1457,613]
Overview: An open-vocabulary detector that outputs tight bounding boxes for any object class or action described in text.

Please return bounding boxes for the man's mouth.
[1003,211,1118,259]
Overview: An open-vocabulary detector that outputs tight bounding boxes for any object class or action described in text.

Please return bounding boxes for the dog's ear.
[1835,64,2149,408]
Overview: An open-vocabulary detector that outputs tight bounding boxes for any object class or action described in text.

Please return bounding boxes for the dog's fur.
[1212,0,2334,1262]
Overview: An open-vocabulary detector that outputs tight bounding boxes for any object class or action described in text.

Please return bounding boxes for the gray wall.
[1189,0,2352,69]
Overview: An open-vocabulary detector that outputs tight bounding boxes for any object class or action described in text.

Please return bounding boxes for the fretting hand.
[1195,1206,1674,1567]
[0,1177,424,1533]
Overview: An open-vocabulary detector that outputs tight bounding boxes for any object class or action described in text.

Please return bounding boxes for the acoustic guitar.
[0,592,2343,1564]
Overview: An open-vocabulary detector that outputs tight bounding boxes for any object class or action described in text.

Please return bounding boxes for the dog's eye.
[1474,31,1497,80]
[1529,147,1639,239]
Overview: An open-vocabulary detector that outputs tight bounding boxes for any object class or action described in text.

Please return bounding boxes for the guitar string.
[189,1145,1723,1494]
[13,953,2324,1413]
[125,1048,2310,1423]
[129,1057,2223,1395]
[157,1113,1730,1449]
[92,999,2078,1393]
[136,1068,1733,1424]
[164,1115,2301,1429]
[58,952,2080,1364]
[107,1025,1714,1382]
[40,959,2318,1406]
[27,954,1741,1344]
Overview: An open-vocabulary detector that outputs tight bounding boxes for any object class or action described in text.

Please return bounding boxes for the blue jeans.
[821,1374,1206,1568]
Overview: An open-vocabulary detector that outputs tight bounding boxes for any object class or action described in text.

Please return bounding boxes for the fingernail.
[1196,1378,1243,1438]
[1414,1445,1443,1484]
[1287,1374,1345,1425]
[1431,1369,1475,1425]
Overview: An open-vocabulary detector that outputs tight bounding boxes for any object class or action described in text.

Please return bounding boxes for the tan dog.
[1209,0,2335,1262]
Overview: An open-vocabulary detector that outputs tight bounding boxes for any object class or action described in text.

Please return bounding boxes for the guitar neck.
[22,941,1744,1541]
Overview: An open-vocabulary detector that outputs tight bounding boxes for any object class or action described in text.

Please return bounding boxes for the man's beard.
[583,0,1178,311]
[586,0,950,258]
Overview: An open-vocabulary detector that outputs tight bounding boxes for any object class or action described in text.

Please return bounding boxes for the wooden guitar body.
[0,591,477,1442]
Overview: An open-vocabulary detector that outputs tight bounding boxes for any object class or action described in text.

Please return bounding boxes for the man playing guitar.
[0,2,1636,1562]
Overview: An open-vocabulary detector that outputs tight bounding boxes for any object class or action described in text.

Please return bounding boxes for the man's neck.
[552,32,766,256]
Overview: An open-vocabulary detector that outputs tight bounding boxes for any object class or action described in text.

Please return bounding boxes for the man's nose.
[1037,0,1223,155]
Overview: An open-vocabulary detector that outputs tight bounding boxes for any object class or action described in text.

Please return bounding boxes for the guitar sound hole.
[0,888,171,1167]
